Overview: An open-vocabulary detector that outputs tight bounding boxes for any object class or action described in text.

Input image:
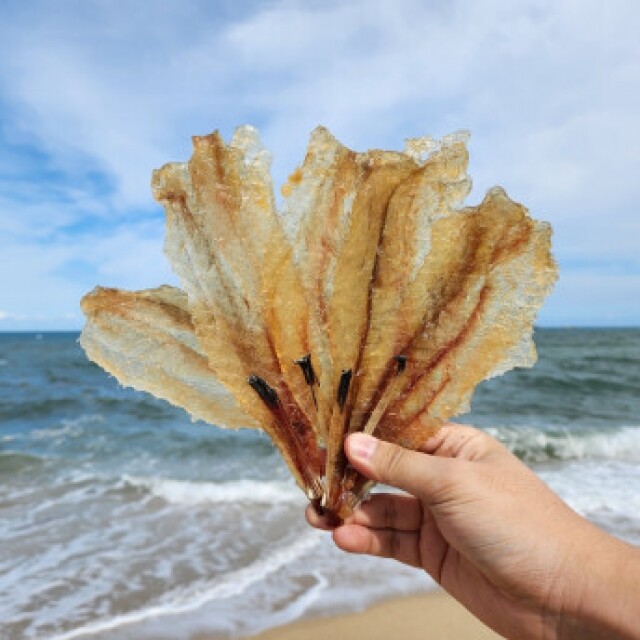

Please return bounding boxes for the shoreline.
[196,590,501,640]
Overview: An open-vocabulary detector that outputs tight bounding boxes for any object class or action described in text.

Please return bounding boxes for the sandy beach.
[235,590,502,640]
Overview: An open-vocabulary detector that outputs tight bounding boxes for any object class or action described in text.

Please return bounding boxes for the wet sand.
[238,590,502,640]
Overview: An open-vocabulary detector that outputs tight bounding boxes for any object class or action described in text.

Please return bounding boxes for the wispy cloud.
[0,0,639,329]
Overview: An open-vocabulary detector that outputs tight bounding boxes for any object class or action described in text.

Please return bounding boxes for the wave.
[30,423,86,440]
[0,397,80,420]
[48,531,323,640]
[0,452,44,474]
[120,475,302,505]
[486,425,640,463]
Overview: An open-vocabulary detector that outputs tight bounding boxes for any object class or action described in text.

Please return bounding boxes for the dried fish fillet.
[80,126,557,521]
[80,285,258,429]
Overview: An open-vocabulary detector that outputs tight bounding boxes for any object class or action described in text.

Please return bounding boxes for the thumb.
[346,433,450,500]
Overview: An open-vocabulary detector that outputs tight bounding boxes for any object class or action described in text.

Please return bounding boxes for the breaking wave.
[486,425,640,463]
[119,475,302,505]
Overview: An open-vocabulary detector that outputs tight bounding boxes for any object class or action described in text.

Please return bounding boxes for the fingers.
[332,524,422,568]
[305,503,334,530]
[305,493,421,532]
[347,493,422,532]
[421,422,502,461]
[350,494,449,579]
[345,432,451,500]
[308,494,448,575]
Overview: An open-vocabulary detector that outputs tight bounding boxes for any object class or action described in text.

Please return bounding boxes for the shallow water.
[1,329,639,639]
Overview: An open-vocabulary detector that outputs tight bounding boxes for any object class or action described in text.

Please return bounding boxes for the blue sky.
[0,0,639,329]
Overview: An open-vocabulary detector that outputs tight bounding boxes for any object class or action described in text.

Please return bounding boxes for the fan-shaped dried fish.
[80,126,557,521]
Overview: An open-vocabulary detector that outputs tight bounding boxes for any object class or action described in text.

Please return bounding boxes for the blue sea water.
[1,329,639,639]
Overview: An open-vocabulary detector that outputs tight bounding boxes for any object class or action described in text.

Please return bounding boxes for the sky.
[0,0,639,330]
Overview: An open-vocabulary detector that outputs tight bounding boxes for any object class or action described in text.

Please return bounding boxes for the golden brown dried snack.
[80,126,557,521]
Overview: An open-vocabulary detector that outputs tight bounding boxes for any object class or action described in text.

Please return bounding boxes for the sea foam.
[486,425,640,463]
[120,475,302,505]
[47,531,323,640]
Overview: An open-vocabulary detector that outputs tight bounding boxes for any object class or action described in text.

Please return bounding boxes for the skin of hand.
[306,424,640,640]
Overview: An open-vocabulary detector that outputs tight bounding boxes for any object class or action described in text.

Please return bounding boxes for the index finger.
[420,422,503,461]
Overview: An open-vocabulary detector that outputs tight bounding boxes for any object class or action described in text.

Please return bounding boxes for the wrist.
[547,522,640,639]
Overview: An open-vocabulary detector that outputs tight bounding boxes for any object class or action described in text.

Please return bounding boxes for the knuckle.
[378,444,406,482]
[382,496,397,528]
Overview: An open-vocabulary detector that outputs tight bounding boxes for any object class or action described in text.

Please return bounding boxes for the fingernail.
[349,433,377,461]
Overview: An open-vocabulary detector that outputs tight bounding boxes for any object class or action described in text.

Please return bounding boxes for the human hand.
[306,424,640,639]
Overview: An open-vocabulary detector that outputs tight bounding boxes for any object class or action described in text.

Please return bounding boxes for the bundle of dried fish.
[80,126,557,521]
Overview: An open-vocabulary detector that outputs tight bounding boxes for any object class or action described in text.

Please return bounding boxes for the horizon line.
[1,326,640,334]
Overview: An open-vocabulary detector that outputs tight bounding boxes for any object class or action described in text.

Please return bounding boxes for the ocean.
[1,329,639,639]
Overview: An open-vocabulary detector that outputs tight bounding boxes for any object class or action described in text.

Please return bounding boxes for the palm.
[418,513,546,639]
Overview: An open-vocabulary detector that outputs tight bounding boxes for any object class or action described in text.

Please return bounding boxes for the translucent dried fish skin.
[79,286,259,429]
[80,125,557,522]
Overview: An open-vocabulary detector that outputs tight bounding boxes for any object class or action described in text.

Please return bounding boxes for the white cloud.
[0,217,176,329]
[0,0,639,328]
[4,0,639,211]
